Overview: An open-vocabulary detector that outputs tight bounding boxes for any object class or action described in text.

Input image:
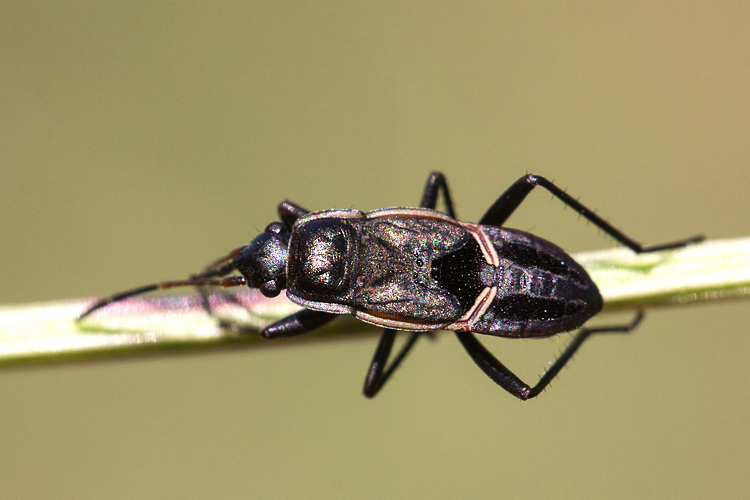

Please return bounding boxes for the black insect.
[78,173,702,398]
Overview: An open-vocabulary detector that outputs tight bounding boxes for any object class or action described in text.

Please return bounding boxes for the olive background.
[1,2,748,499]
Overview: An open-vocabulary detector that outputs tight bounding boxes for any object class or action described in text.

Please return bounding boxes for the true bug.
[78,172,702,398]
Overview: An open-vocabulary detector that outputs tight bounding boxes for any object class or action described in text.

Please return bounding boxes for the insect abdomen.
[470,227,603,337]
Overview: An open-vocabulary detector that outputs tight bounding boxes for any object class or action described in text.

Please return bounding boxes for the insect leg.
[261,309,337,338]
[363,330,421,398]
[420,171,457,218]
[455,312,644,400]
[216,308,337,338]
[278,201,310,229]
[360,172,458,397]
[360,173,465,397]
[480,174,703,252]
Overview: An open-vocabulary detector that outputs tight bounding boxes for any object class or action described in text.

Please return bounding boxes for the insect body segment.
[78,172,702,399]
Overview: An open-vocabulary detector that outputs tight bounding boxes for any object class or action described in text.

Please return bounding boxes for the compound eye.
[260,280,281,297]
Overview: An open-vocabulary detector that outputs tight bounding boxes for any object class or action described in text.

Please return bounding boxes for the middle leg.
[361,172,458,397]
[420,171,457,218]
[363,330,421,398]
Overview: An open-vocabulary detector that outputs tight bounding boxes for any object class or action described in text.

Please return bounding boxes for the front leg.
[278,200,310,230]
[361,172,457,397]
[217,308,337,338]
[262,309,337,338]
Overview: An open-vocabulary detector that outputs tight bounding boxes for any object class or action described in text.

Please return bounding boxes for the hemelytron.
[78,172,702,398]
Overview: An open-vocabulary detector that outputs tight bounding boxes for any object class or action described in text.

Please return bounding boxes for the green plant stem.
[1,237,748,366]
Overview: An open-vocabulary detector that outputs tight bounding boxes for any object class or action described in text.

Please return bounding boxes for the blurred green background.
[1,2,748,499]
